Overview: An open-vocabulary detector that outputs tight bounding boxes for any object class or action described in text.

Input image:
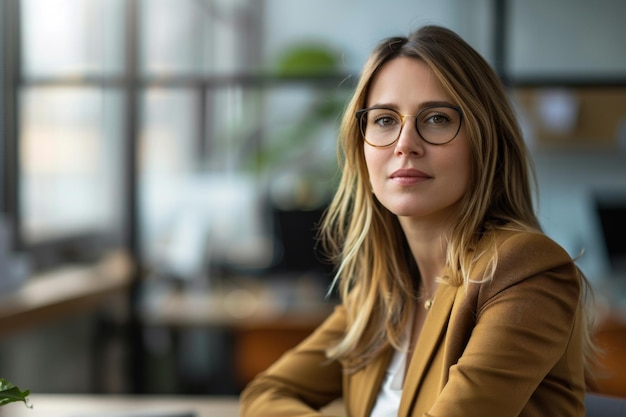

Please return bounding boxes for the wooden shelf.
[0,251,133,337]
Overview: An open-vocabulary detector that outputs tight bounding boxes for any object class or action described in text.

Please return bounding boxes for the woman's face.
[363,57,471,224]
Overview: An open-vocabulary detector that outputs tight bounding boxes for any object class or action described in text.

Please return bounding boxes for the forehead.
[366,57,452,108]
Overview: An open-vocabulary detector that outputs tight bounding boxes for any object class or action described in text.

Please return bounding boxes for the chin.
[389,206,434,218]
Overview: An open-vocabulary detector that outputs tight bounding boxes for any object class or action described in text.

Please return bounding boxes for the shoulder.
[492,228,573,274]
[472,228,573,266]
[472,228,580,301]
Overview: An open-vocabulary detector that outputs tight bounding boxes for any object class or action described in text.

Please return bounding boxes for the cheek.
[454,147,473,192]
[363,147,384,190]
[363,146,375,170]
[438,140,472,191]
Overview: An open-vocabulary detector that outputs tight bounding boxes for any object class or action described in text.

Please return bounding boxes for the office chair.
[586,393,626,417]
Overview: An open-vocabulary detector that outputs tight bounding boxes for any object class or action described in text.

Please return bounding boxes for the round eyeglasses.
[356,104,463,147]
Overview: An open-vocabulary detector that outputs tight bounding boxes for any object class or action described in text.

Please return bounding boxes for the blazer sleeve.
[239,305,346,417]
[426,232,582,417]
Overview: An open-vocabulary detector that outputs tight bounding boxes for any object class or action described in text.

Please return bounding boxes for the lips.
[390,168,432,179]
[390,168,432,185]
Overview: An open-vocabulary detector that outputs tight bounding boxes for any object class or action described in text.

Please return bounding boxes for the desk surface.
[140,280,336,329]
[0,395,237,417]
[0,395,345,417]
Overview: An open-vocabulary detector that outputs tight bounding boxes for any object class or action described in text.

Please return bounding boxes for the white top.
[370,308,415,417]
[369,347,407,417]
[370,332,413,417]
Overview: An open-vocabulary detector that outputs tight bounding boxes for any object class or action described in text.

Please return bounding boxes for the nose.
[394,117,425,156]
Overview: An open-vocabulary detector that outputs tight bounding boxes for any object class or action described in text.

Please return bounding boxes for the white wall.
[262,0,493,73]
[508,0,626,77]
[263,0,626,78]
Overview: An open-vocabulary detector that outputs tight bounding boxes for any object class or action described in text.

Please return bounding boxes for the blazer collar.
[398,283,456,416]
[359,347,394,417]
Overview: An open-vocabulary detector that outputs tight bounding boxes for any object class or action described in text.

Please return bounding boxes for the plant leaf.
[0,379,32,408]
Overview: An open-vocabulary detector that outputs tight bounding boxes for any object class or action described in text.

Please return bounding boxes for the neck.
[397,216,449,297]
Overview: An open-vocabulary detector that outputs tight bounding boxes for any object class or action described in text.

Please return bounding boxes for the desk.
[140,283,335,328]
[0,395,346,417]
[0,251,132,336]
[139,282,337,388]
[0,395,237,417]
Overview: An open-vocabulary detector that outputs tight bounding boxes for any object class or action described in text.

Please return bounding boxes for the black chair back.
[586,393,626,417]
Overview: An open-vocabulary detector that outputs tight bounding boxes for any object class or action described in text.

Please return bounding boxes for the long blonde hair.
[320,25,596,373]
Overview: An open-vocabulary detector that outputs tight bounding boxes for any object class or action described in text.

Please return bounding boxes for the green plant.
[256,42,349,178]
[0,378,31,408]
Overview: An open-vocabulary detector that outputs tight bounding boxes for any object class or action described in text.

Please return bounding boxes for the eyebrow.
[367,100,457,111]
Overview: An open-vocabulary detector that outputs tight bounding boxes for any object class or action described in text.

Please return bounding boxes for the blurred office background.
[1,0,626,398]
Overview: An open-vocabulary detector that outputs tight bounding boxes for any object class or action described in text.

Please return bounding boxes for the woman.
[240,25,595,417]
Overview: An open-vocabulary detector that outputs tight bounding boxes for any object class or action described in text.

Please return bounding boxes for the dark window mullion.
[124,0,145,395]
[2,0,22,250]
[198,87,209,164]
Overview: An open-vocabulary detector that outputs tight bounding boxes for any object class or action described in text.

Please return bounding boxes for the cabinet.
[511,87,626,149]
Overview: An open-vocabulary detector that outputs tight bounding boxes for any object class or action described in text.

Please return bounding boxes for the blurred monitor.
[595,192,626,276]
[269,205,334,284]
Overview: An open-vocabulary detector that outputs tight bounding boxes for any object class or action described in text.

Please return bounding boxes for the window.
[8,0,126,267]
[3,0,344,276]
[4,0,266,271]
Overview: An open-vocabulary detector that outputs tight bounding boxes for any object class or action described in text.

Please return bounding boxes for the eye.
[425,113,451,125]
[368,110,400,129]
[374,115,398,127]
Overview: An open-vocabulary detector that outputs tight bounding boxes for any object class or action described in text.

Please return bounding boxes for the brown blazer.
[240,230,587,416]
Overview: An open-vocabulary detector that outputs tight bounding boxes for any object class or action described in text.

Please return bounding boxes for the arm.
[427,233,583,417]
[239,305,345,417]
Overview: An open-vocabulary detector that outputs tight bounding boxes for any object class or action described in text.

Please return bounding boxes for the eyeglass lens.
[359,106,461,146]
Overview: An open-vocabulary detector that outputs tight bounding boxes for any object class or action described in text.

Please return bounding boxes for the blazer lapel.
[353,347,394,417]
[398,283,456,416]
